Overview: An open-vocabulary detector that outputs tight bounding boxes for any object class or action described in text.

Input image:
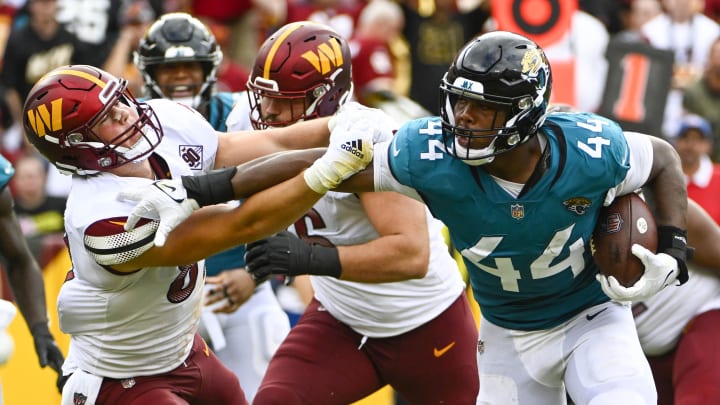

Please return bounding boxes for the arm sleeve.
[373,139,423,201]
[608,131,654,199]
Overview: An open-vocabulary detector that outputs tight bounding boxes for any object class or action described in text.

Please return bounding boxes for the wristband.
[307,244,342,278]
[657,225,689,285]
[182,167,237,207]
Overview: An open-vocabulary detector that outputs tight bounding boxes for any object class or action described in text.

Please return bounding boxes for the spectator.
[641,0,720,138]
[0,0,92,137]
[284,0,365,44]
[9,154,66,263]
[400,0,490,114]
[55,0,125,67]
[349,0,430,126]
[612,0,662,43]
[673,114,720,224]
[683,36,720,161]
[189,0,286,71]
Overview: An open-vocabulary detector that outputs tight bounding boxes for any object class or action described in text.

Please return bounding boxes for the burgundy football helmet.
[23,65,163,175]
[247,21,353,129]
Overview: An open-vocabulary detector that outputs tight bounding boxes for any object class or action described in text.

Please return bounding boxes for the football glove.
[245,231,342,282]
[30,323,65,393]
[597,244,679,303]
[304,119,375,194]
[118,179,199,246]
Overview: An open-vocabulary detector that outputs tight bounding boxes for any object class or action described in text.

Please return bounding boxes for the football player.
[22,64,371,404]
[134,13,290,400]
[226,21,480,404]
[123,31,689,404]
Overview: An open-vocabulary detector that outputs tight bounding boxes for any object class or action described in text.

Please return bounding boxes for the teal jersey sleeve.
[0,154,14,191]
[388,113,630,330]
[204,92,247,276]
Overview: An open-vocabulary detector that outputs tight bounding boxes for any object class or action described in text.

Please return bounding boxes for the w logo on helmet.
[301,38,344,75]
[26,98,63,137]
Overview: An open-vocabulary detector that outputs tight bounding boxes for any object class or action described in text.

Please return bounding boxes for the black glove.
[245,231,342,282]
[30,323,65,392]
[657,226,690,285]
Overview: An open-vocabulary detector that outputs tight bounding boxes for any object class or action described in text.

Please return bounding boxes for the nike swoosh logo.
[433,341,456,357]
[109,220,126,226]
[154,183,183,203]
[392,138,401,157]
[586,307,608,321]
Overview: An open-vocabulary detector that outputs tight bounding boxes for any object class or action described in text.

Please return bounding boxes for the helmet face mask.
[23,65,163,175]
[247,21,352,130]
[440,31,552,166]
[134,12,222,110]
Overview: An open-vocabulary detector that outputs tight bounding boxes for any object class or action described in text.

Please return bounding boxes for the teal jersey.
[388,112,631,330]
[202,92,247,276]
[0,154,14,191]
[204,92,244,132]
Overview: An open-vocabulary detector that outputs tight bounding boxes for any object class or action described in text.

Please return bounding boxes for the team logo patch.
[477,340,485,354]
[563,197,592,215]
[179,145,203,170]
[73,393,87,405]
[510,204,524,220]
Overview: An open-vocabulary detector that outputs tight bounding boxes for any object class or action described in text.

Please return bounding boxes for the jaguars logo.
[563,197,592,215]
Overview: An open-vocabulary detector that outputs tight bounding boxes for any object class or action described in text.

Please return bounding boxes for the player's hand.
[596,244,679,302]
[328,102,395,143]
[245,231,342,280]
[304,118,375,194]
[205,269,257,313]
[117,179,200,246]
[30,323,65,392]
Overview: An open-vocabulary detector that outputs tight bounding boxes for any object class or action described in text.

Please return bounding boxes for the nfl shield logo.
[73,393,87,405]
[511,204,525,220]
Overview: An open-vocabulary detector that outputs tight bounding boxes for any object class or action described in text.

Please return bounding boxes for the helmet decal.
[301,38,345,75]
[26,98,62,137]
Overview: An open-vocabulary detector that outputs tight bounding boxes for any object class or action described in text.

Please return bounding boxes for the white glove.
[596,244,679,303]
[328,102,395,143]
[117,179,200,246]
[304,118,375,194]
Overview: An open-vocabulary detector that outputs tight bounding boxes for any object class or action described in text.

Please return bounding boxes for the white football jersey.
[59,99,219,378]
[294,191,466,338]
[634,263,720,356]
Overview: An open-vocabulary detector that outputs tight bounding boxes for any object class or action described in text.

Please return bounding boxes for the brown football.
[591,193,657,287]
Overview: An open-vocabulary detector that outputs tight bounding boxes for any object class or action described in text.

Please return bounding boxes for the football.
[591,193,657,288]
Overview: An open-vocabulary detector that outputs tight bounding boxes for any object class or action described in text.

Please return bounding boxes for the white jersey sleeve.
[373,139,423,201]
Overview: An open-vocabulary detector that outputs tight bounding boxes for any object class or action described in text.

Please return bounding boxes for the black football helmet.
[247,21,353,129]
[440,31,552,165]
[23,65,162,175]
[134,12,222,109]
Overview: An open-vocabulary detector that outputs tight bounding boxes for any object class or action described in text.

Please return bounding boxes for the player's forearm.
[6,259,50,329]
[336,234,429,282]
[183,149,325,207]
[139,175,324,267]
